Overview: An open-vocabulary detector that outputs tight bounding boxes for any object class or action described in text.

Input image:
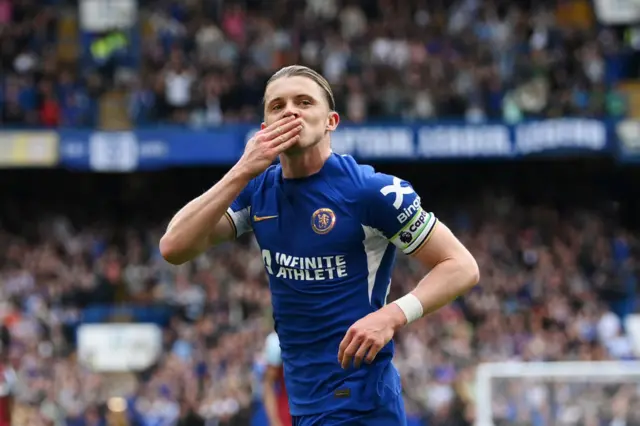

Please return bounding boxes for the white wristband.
[392,293,424,324]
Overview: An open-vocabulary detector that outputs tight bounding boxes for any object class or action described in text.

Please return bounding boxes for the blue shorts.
[291,393,407,426]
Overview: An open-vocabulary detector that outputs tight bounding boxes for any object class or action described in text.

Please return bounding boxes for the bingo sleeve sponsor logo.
[397,197,421,224]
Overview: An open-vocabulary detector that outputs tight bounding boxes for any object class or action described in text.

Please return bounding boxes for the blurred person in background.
[262,332,291,426]
[177,400,205,426]
[0,355,16,426]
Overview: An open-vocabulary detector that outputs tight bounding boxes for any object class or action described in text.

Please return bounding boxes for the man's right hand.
[237,115,303,178]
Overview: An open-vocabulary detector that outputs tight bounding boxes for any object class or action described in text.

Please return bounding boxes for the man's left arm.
[338,174,479,369]
[388,220,479,322]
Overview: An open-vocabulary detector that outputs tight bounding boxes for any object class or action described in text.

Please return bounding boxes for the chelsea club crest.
[311,208,336,234]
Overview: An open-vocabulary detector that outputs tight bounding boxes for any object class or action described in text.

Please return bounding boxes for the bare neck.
[280,141,332,179]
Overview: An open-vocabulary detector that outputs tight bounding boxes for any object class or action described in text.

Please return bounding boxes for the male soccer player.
[160,65,479,425]
[263,332,292,426]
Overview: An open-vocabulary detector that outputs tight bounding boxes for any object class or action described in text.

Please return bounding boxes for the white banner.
[79,0,137,31]
[625,314,640,356]
[89,131,139,172]
[78,324,162,372]
[617,119,640,153]
[593,0,640,24]
[0,132,58,167]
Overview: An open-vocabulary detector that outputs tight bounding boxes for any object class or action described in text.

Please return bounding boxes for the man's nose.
[282,105,300,119]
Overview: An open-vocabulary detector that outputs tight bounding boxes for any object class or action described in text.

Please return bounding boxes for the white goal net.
[475,361,640,426]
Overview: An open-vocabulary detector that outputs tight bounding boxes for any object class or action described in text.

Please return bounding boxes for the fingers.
[269,124,303,150]
[339,331,362,370]
[263,114,296,133]
[272,134,301,154]
[262,116,301,142]
[353,340,372,369]
[338,327,386,369]
[337,328,354,367]
[364,339,384,365]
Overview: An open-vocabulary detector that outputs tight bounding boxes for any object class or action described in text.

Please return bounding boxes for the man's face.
[263,76,338,153]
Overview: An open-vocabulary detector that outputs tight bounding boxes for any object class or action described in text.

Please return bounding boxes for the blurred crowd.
[0,164,639,426]
[0,0,634,128]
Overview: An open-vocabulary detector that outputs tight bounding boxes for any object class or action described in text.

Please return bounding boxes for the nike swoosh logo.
[253,214,278,222]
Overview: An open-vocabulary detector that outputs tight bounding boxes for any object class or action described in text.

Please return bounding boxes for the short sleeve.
[225,178,257,238]
[264,333,282,366]
[362,173,438,255]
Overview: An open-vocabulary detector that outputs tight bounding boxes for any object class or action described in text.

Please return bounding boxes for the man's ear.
[326,111,340,132]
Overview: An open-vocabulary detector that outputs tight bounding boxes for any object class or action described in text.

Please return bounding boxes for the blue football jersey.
[225,153,438,416]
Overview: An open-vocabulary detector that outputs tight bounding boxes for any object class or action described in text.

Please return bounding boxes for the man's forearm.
[262,386,281,425]
[160,165,252,264]
[415,257,479,315]
[387,257,479,329]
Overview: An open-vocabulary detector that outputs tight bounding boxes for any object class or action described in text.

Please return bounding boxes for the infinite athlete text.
[261,250,348,281]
